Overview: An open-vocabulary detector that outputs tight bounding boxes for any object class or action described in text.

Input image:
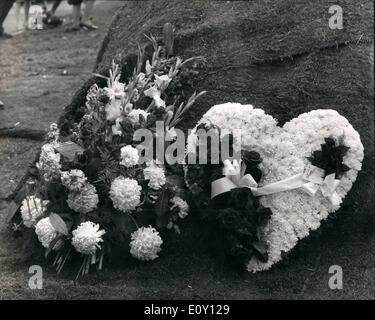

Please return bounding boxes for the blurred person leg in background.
[14,0,22,29]
[69,0,81,30]
[43,0,63,27]
[14,0,30,30]
[48,0,62,17]
[80,0,97,30]
[0,0,16,38]
[23,0,30,29]
[68,0,97,31]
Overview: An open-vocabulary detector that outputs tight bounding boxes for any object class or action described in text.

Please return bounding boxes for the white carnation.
[35,217,58,249]
[110,177,142,212]
[143,161,166,190]
[71,221,106,255]
[130,226,163,261]
[61,169,88,192]
[120,145,139,168]
[21,196,49,228]
[170,196,189,219]
[67,183,99,214]
[127,108,149,125]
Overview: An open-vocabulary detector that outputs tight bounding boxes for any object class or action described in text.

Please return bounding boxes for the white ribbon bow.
[211,159,258,199]
[300,164,342,206]
[211,161,342,206]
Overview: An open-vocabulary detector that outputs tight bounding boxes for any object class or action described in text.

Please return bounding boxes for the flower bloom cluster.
[105,98,123,122]
[67,183,99,214]
[143,161,166,190]
[120,145,139,168]
[36,143,61,182]
[130,226,163,261]
[170,196,189,219]
[127,108,149,125]
[35,217,58,249]
[85,83,100,111]
[61,169,88,192]
[21,196,49,228]
[185,103,364,272]
[105,79,125,101]
[71,221,106,255]
[46,123,60,143]
[144,74,172,108]
[110,177,142,212]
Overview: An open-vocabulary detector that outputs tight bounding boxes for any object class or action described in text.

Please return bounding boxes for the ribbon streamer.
[211,161,342,206]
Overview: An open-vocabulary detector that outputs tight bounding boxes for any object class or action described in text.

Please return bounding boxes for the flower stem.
[128,213,139,229]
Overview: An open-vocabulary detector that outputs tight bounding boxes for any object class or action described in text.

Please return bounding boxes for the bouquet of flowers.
[7,25,365,276]
[8,27,204,279]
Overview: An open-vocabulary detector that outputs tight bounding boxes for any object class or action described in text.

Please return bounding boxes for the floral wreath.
[184,103,364,271]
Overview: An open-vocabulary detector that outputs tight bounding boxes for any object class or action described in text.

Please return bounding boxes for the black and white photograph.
[0,0,373,305]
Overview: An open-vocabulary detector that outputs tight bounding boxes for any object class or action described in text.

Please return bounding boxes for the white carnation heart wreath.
[184,103,364,272]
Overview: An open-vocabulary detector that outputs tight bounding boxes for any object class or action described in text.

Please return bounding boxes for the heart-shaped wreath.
[184,103,364,272]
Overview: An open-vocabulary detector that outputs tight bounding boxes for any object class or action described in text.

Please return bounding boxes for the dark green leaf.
[166,174,185,188]
[49,214,69,235]
[154,187,172,228]
[252,241,267,254]
[45,234,64,258]
[6,186,27,222]
[163,22,174,56]
[6,201,22,223]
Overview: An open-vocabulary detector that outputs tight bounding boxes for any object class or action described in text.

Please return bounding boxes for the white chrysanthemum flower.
[71,221,106,255]
[120,145,139,168]
[130,226,163,261]
[67,183,99,214]
[36,143,61,182]
[127,108,149,125]
[21,196,49,228]
[143,161,166,190]
[35,217,58,249]
[170,196,189,219]
[61,169,88,192]
[110,177,142,212]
